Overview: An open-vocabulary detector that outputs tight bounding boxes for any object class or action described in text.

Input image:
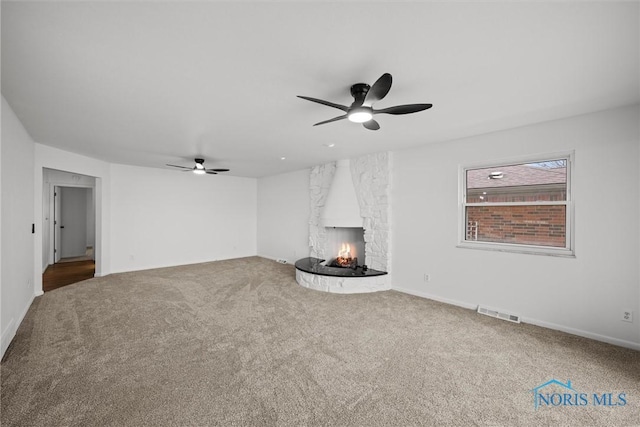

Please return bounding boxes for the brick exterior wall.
[466,205,566,247]
[465,162,568,248]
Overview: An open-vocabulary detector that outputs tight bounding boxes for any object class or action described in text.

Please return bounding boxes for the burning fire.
[335,243,353,267]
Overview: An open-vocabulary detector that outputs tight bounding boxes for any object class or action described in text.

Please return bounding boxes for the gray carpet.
[2,256,639,426]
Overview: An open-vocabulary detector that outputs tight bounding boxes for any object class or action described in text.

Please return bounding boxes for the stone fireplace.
[325,227,365,268]
[295,152,391,293]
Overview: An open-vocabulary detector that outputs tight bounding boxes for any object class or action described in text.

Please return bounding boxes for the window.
[459,153,573,256]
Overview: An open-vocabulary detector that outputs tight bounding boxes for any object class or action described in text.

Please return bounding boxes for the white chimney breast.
[302,153,391,293]
[321,159,363,228]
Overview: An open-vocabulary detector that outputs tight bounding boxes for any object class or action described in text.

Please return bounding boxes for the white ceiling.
[2,1,638,178]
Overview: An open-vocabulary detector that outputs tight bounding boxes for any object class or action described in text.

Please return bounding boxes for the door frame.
[53,185,61,263]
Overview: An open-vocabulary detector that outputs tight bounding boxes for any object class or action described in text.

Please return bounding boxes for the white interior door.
[60,187,88,258]
[54,186,62,263]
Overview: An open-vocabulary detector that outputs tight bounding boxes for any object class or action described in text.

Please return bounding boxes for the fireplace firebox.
[325,227,365,268]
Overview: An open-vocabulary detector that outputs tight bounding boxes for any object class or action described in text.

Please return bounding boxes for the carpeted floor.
[2,256,639,426]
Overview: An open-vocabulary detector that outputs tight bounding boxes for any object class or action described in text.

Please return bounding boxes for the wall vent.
[477,305,521,323]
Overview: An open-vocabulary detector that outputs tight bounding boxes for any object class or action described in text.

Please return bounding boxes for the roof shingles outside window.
[466,163,567,204]
[467,163,567,189]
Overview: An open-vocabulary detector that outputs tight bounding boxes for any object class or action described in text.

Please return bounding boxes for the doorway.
[42,169,97,291]
[54,186,94,263]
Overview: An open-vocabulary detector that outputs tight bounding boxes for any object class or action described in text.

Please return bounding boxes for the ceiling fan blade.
[167,164,192,170]
[362,119,380,131]
[297,96,349,112]
[374,104,433,115]
[313,115,348,126]
[205,171,218,175]
[207,168,230,172]
[365,73,392,105]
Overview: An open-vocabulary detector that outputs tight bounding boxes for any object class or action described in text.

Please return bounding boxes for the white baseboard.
[1,318,16,358]
[257,254,297,264]
[392,286,640,352]
[108,254,259,275]
[392,286,477,310]
[1,292,37,359]
[520,317,640,351]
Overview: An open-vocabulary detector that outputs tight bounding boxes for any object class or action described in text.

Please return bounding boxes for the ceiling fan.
[297,73,432,131]
[166,158,230,175]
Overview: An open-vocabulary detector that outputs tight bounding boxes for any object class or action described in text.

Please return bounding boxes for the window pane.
[466,160,567,203]
[466,205,566,247]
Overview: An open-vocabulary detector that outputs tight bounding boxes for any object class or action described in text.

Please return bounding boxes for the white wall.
[109,164,257,273]
[0,99,2,356]
[391,105,640,349]
[1,96,35,357]
[257,169,310,264]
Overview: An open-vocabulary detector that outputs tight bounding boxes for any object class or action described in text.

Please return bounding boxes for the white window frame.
[457,151,575,257]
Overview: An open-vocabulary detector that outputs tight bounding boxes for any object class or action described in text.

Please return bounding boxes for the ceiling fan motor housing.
[350,83,370,105]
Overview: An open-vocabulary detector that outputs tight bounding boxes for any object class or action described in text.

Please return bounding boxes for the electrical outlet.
[622,310,633,323]
[424,274,430,282]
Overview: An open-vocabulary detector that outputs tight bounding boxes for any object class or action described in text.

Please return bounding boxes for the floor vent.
[477,306,521,323]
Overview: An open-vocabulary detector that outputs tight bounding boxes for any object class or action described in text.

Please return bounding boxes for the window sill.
[456,242,575,258]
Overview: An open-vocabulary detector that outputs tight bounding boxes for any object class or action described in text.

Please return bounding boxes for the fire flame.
[338,243,351,259]
[335,243,354,267]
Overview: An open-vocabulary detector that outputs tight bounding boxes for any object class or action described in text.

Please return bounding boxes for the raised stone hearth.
[296,152,391,294]
[295,257,388,294]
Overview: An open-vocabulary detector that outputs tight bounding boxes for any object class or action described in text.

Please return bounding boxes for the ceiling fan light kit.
[298,73,432,131]
[348,107,373,123]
